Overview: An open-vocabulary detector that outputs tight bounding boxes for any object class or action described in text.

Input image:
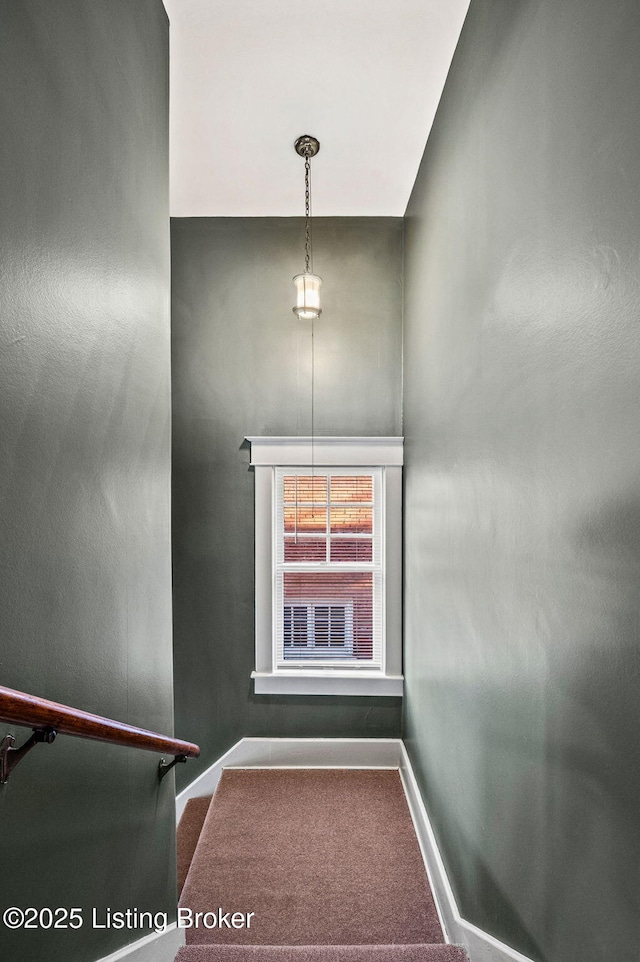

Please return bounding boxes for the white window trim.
[247,437,404,697]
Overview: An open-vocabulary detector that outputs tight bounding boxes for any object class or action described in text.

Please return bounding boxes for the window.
[247,437,403,696]
[275,467,381,668]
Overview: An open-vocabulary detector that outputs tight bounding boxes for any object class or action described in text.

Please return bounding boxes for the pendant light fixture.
[293,135,322,320]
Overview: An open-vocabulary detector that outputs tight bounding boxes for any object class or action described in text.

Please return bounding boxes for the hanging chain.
[294,138,318,472]
[304,154,311,274]
[305,152,314,466]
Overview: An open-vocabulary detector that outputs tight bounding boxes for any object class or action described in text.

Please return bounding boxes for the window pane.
[283,571,373,660]
[283,475,327,503]
[330,505,372,534]
[330,476,373,503]
[284,538,327,562]
[330,539,373,563]
[284,504,327,534]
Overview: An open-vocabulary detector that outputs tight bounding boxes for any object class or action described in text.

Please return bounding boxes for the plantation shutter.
[274,467,384,670]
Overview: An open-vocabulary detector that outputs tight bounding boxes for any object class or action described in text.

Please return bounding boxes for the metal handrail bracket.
[0,728,57,784]
[158,754,188,780]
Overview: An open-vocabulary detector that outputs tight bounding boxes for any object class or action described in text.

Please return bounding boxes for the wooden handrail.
[0,684,199,778]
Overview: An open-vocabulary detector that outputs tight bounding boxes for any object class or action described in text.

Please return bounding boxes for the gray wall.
[403,1,640,960]
[171,217,403,788]
[0,4,173,960]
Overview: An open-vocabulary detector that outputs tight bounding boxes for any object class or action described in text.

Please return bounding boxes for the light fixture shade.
[293,273,322,320]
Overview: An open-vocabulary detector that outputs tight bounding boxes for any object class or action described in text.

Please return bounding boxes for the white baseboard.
[175,736,403,822]
[398,743,535,962]
[175,736,535,962]
[94,923,184,962]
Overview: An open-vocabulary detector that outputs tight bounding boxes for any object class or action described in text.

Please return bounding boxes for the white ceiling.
[163,0,470,217]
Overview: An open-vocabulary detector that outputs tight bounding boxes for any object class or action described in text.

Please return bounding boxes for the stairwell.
[175,769,469,962]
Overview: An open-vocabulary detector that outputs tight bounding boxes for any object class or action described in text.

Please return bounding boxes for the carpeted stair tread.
[175,945,469,961]
[178,796,214,896]
[180,769,444,946]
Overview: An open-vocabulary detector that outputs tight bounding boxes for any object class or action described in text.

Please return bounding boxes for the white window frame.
[247,437,403,696]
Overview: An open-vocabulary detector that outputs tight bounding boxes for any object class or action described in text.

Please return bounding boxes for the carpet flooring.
[175,945,470,962]
[179,796,214,896]
[179,770,445,947]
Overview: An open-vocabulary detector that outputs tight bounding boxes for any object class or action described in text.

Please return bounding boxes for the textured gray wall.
[171,217,403,788]
[403,1,640,960]
[0,4,173,960]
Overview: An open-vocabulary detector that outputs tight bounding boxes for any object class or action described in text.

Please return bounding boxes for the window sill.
[251,671,403,697]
